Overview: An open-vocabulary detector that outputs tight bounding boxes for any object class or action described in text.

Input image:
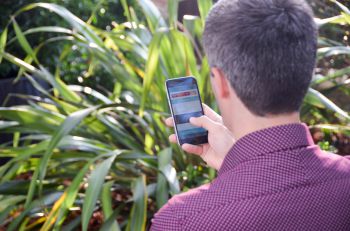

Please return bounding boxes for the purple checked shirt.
[150,123,350,230]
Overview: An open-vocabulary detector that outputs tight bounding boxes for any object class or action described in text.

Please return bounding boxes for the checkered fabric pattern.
[150,123,350,231]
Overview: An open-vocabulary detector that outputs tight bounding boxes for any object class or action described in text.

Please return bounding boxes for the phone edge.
[165,79,182,146]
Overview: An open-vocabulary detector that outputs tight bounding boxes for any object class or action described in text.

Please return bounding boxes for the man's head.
[203,0,317,131]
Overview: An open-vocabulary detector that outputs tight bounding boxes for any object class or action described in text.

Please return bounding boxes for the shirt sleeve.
[150,200,181,231]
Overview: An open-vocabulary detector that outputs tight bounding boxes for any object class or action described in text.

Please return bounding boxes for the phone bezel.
[165,76,207,145]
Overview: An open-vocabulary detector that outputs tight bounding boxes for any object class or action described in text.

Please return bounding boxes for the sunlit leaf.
[312,66,350,86]
[0,27,8,63]
[318,46,350,58]
[197,0,213,26]
[15,3,104,47]
[12,18,39,64]
[315,15,346,27]
[332,0,350,15]
[305,88,350,120]
[168,0,179,27]
[138,0,166,32]
[140,31,165,116]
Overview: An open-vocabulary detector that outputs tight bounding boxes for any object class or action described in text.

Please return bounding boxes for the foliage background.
[0,0,349,230]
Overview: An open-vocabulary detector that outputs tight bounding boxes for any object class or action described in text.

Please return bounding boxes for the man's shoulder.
[150,151,350,230]
[161,182,213,214]
[307,149,350,180]
[150,172,247,231]
[150,183,214,230]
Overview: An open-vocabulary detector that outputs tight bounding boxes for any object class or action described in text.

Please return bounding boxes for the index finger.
[165,117,174,127]
[202,104,222,123]
[189,115,218,131]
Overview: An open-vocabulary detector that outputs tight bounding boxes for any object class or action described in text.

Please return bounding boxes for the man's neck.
[231,112,301,141]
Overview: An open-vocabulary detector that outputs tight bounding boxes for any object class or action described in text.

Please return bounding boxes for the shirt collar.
[218,123,315,176]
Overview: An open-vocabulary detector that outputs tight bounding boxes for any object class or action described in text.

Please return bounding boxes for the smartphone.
[165,76,208,145]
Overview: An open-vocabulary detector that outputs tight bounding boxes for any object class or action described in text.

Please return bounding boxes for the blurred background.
[0,0,349,230]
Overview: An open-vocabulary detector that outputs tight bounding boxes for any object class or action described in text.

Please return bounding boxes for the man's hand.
[165,104,235,170]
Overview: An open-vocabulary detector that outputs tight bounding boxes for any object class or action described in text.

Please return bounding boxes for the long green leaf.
[156,168,168,209]
[197,0,213,26]
[54,69,82,103]
[140,31,164,116]
[126,175,147,231]
[2,52,56,91]
[82,155,117,231]
[312,66,350,86]
[0,106,63,133]
[156,148,180,208]
[318,46,350,58]
[167,0,179,27]
[158,148,180,195]
[2,52,37,73]
[15,3,104,47]
[46,163,92,231]
[0,121,19,129]
[332,0,350,15]
[305,88,350,120]
[0,27,8,63]
[100,181,120,231]
[7,26,73,46]
[309,124,350,136]
[68,85,113,104]
[316,15,346,27]
[120,0,132,23]
[138,0,166,32]
[12,18,39,64]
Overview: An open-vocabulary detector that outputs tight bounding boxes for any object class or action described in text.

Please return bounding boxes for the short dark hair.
[203,0,317,116]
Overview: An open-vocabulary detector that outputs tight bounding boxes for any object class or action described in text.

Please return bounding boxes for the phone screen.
[166,77,208,145]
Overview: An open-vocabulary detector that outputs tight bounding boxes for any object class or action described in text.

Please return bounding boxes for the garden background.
[0,0,349,230]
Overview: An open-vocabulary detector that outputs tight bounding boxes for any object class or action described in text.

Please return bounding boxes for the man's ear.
[211,67,230,99]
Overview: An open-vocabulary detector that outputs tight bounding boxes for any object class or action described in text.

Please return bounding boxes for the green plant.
[0,0,349,230]
[304,0,350,136]
[0,0,127,84]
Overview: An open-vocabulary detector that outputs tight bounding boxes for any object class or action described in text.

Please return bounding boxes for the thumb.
[189,116,217,131]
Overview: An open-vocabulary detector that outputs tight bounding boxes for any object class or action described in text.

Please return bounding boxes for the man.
[150,0,350,230]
